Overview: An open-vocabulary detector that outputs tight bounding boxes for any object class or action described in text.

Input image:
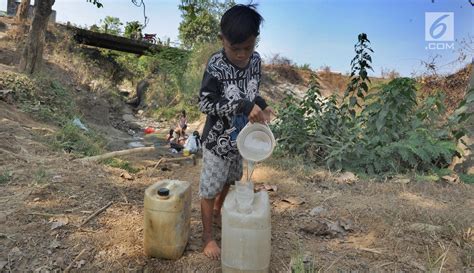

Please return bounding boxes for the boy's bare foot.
[203,239,220,260]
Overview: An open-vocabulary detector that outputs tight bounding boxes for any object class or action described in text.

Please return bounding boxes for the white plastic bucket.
[236,122,275,162]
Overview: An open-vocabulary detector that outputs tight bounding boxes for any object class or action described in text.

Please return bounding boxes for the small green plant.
[459,173,474,184]
[299,63,312,71]
[290,255,316,273]
[415,173,440,183]
[51,122,105,156]
[34,168,48,184]
[290,242,316,273]
[342,33,373,116]
[433,168,453,177]
[0,170,12,184]
[17,78,77,125]
[103,158,140,173]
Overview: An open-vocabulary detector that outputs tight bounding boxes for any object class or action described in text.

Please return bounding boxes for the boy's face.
[221,35,256,68]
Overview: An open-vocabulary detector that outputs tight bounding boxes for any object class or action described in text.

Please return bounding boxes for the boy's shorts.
[199,148,243,199]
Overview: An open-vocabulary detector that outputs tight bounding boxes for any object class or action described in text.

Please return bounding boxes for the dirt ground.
[1,99,473,272]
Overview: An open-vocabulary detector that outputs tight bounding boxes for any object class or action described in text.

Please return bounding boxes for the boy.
[198,4,273,260]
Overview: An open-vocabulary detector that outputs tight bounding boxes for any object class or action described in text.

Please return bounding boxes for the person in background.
[166,129,175,143]
[184,131,202,154]
[177,110,188,137]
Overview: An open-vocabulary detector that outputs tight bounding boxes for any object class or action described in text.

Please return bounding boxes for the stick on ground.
[147,154,196,177]
[28,212,66,217]
[148,158,165,177]
[76,146,168,163]
[64,248,86,273]
[80,201,113,227]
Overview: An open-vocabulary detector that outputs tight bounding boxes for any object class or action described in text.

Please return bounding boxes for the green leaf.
[349,109,356,118]
[453,105,468,116]
[466,91,474,104]
[349,96,357,107]
[376,107,389,132]
[459,113,470,123]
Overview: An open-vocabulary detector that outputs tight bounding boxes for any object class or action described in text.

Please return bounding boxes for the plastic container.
[221,185,271,272]
[236,123,275,162]
[144,127,155,134]
[143,180,191,259]
[235,181,254,214]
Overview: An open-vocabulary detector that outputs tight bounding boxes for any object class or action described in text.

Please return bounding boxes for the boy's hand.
[248,105,275,123]
[248,104,266,123]
[262,106,275,123]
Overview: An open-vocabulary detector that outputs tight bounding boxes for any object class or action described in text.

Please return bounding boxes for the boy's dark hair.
[220,4,263,45]
[181,110,186,117]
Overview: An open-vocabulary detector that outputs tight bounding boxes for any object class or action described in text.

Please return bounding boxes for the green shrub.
[51,122,105,156]
[103,158,139,173]
[272,33,471,175]
[34,168,48,185]
[460,174,474,184]
[17,78,77,124]
[0,170,12,185]
[147,41,219,120]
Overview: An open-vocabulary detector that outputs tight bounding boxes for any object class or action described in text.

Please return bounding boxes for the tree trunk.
[16,0,31,23]
[19,0,55,74]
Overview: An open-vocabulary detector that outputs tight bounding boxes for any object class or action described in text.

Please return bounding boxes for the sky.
[1,0,473,76]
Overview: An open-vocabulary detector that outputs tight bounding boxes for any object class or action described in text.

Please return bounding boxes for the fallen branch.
[64,248,86,273]
[147,154,196,167]
[0,89,13,95]
[0,233,15,242]
[358,247,383,254]
[76,146,168,162]
[77,228,98,233]
[80,201,113,227]
[147,158,165,177]
[376,262,394,268]
[28,212,65,217]
[147,155,196,177]
[162,155,196,165]
[21,125,55,134]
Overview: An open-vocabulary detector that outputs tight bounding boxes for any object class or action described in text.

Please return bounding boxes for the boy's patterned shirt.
[199,50,267,160]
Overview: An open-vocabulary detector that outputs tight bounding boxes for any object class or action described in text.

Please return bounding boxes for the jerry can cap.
[158,188,170,197]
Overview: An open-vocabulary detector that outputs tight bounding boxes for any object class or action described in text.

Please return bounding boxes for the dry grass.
[419,64,472,113]
[3,104,472,272]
